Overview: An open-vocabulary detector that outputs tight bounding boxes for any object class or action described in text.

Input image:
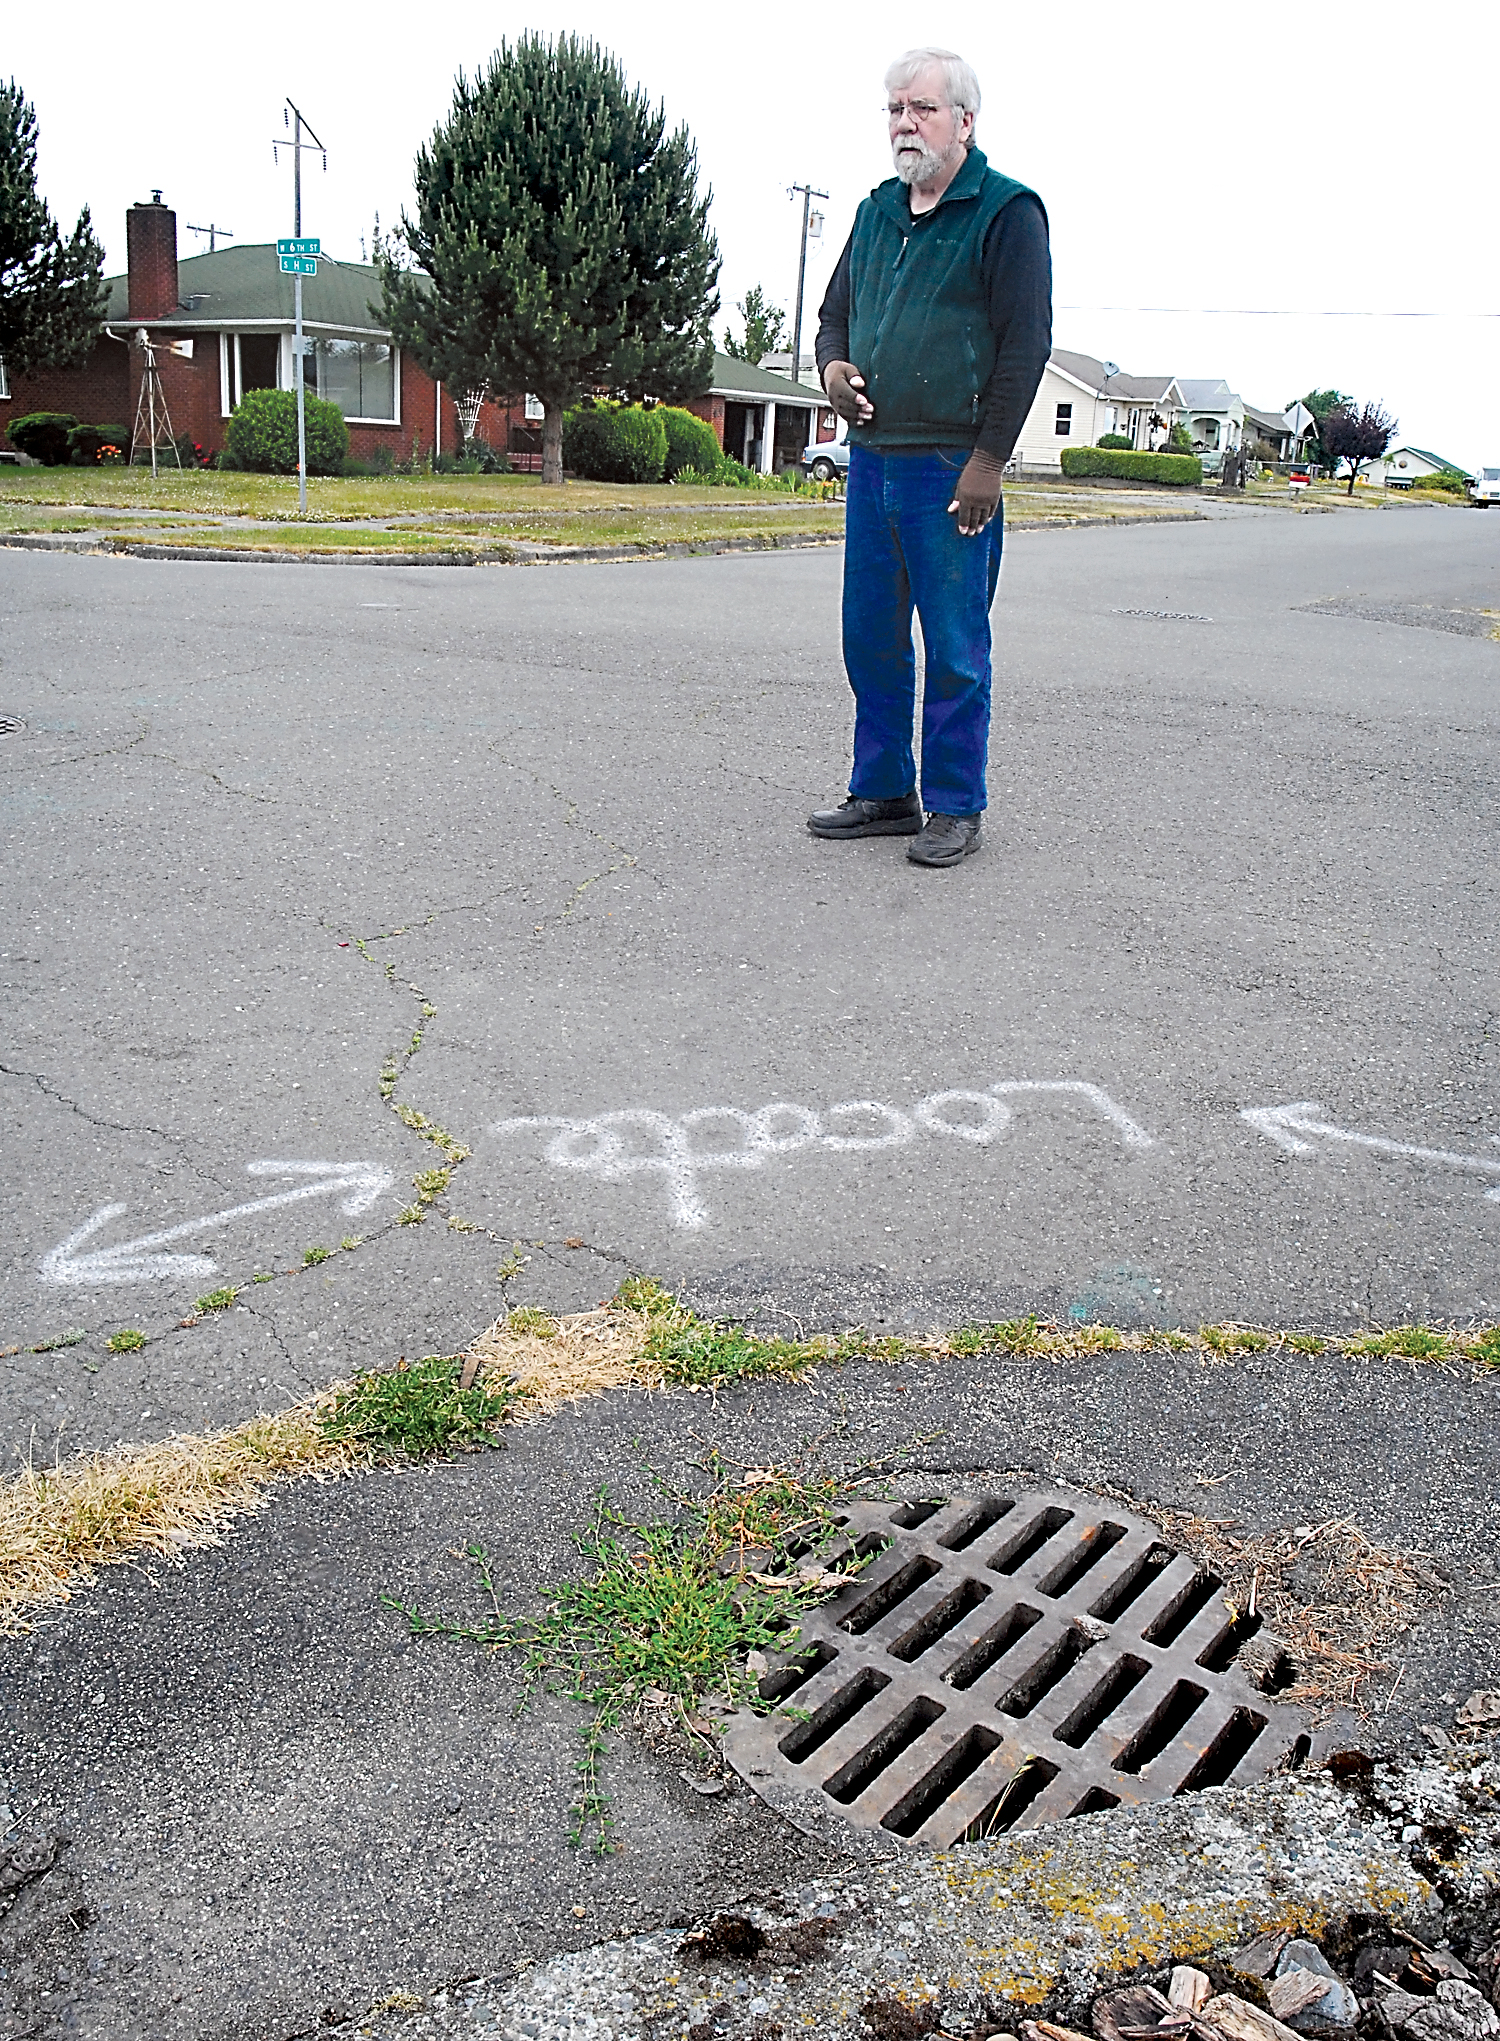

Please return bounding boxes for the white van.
[1473,467,1500,506]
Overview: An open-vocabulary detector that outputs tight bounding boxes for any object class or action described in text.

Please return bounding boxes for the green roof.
[707,349,822,405]
[104,244,395,333]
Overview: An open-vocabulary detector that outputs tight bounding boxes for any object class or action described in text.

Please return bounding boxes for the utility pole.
[786,184,828,393]
[273,100,327,512]
[186,222,235,253]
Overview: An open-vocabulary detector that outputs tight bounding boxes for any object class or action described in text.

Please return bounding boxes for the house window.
[299,336,397,422]
[222,332,282,414]
[1055,403,1072,437]
[0,354,9,400]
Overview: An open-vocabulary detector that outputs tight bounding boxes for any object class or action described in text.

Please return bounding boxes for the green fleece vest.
[846,146,1034,449]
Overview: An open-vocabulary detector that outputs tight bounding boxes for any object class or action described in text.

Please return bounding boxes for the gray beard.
[892,137,956,186]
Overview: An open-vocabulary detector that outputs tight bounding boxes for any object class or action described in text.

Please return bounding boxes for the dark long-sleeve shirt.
[815,189,1052,464]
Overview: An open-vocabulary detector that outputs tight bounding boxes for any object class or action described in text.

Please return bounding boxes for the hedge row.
[561,402,721,483]
[6,413,131,465]
[1060,446,1203,486]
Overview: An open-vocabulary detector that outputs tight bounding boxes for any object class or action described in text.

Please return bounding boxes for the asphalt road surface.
[3,502,1499,2040]
[3,503,1497,1460]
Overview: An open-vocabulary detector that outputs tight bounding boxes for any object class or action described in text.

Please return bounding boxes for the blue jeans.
[842,444,1004,816]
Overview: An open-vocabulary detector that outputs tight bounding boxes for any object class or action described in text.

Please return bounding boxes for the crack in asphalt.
[0,1062,177,1141]
[140,750,281,803]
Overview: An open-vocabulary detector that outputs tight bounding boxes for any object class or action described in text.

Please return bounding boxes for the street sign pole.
[293,105,306,512]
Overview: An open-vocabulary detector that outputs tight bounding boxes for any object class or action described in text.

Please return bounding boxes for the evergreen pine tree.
[380,35,719,485]
[0,81,107,376]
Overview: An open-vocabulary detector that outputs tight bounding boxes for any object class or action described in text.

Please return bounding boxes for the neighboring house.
[1242,403,1320,463]
[1011,350,1187,470]
[1364,444,1472,489]
[1176,378,1244,453]
[2,195,831,477]
[686,352,835,473]
[0,194,506,464]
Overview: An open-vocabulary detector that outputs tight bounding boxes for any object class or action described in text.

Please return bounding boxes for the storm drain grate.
[1112,608,1213,622]
[722,1490,1310,1851]
[0,715,24,737]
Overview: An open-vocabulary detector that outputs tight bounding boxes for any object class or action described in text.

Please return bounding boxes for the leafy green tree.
[1291,388,1352,470]
[380,34,719,485]
[723,284,786,366]
[0,80,106,375]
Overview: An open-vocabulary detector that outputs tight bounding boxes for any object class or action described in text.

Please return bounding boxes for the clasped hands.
[823,360,1003,535]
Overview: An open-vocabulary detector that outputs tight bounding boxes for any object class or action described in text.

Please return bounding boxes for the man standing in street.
[809,49,1051,867]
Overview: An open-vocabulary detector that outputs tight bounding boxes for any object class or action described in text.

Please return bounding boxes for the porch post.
[760,402,776,474]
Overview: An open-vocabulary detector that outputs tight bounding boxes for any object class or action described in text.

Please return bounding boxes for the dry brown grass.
[0,1402,358,1634]
[461,1304,658,1414]
[1151,1509,1446,1714]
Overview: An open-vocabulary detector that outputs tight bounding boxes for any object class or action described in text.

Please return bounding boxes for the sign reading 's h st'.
[277,238,320,274]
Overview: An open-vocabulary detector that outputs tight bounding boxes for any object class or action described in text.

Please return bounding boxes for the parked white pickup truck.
[1472,466,1500,506]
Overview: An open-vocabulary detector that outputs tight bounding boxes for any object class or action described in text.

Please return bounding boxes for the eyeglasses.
[885,99,947,123]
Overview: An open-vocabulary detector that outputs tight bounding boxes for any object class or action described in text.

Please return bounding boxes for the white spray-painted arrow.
[39,1160,396,1286]
[1241,1102,1500,1202]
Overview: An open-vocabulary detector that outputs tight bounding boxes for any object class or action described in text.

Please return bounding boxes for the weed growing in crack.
[1344,1324,1450,1360]
[31,1329,86,1354]
[321,1353,514,1459]
[1200,1324,1272,1354]
[303,1246,332,1267]
[506,1307,559,1337]
[253,1272,274,1284]
[1288,1333,1328,1355]
[195,1287,240,1314]
[106,1329,146,1353]
[397,1204,425,1226]
[382,1460,873,1852]
[411,1166,452,1207]
[378,1060,399,1100]
[340,1235,363,1252]
[446,1215,478,1234]
[496,1243,529,1282]
[392,1105,470,1165]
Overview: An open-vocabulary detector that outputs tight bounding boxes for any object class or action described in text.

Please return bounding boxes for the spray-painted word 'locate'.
[1242,1102,1500,1203]
[491,1081,1155,1228]
[39,1161,395,1285]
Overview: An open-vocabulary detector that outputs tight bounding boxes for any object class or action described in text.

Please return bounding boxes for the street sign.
[279,255,317,275]
[277,236,320,256]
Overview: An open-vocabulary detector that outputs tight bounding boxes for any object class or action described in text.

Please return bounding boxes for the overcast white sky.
[12,0,1498,465]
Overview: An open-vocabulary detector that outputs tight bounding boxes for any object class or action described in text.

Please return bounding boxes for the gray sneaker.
[906,813,982,866]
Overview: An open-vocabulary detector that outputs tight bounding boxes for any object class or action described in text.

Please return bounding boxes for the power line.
[1059,304,1499,318]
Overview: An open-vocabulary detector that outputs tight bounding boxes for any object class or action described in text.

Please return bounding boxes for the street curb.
[358,1743,1500,2041]
[0,530,845,569]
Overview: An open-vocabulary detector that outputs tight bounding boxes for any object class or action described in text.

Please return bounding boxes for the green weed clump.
[1343,1325,1451,1360]
[106,1329,146,1353]
[195,1287,239,1314]
[303,1245,332,1267]
[321,1354,513,1460]
[385,1462,871,1851]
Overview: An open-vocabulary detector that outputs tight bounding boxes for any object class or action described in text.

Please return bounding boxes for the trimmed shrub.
[224,388,349,475]
[67,423,130,464]
[1061,446,1203,486]
[1097,432,1133,451]
[658,405,721,480]
[7,412,79,464]
[563,403,667,483]
[1411,468,1470,494]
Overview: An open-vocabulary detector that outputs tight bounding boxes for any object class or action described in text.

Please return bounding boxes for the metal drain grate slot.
[826,1696,945,1805]
[944,1602,1042,1690]
[722,1490,1311,1850]
[0,715,24,737]
[839,1554,941,1635]
[988,1503,1075,1574]
[1054,1653,1148,1747]
[1038,1519,1128,1597]
[889,1576,991,1663]
[996,1624,1094,1717]
[779,1666,888,1763]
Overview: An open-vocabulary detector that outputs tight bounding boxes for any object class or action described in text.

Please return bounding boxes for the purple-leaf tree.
[1320,400,1398,496]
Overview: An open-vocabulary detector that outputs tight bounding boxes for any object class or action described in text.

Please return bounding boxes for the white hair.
[884,47,981,127]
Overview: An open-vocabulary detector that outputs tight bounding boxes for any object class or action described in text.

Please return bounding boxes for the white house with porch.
[1177,379,1245,453]
[686,351,835,473]
[1011,350,1187,471]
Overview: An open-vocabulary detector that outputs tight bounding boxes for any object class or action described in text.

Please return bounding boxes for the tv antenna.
[186,222,235,253]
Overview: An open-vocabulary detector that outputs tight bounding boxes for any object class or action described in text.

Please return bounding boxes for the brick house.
[0,193,514,465]
[0,193,838,473]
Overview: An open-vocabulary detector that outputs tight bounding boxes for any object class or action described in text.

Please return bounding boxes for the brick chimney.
[126,192,179,319]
